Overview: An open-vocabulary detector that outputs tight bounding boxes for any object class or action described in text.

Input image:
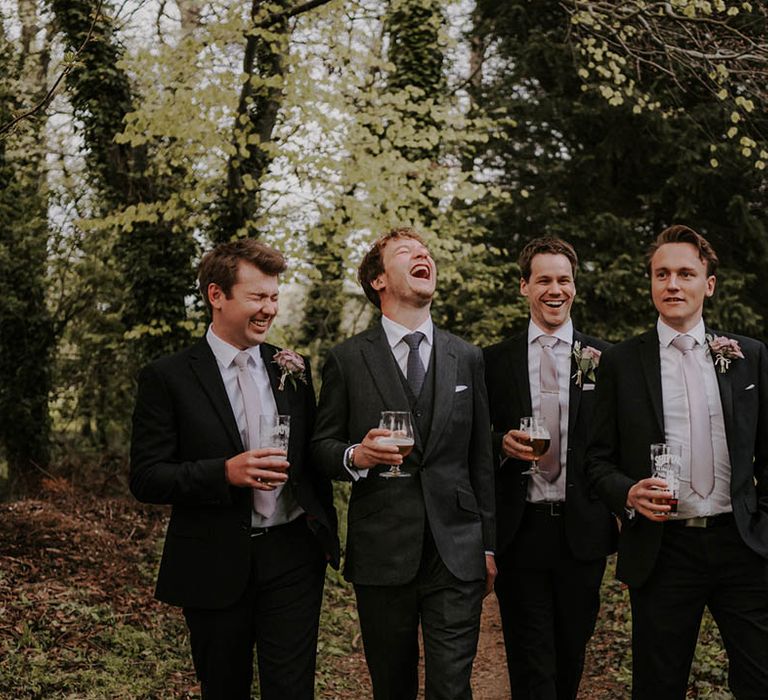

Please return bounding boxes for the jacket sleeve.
[129,363,235,507]
[584,345,636,517]
[469,347,496,552]
[310,349,355,482]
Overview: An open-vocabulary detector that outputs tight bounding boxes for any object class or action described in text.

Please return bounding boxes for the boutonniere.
[706,334,744,373]
[571,341,602,387]
[273,349,308,391]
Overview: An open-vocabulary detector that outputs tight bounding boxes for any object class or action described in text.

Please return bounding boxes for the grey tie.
[234,351,277,518]
[537,336,561,483]
[403,332,426,395]
[671,335,715,497]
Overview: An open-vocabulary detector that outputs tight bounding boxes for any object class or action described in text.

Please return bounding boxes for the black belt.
[666,512,733,529]
[526,501,565,517]
[250,515,305,538]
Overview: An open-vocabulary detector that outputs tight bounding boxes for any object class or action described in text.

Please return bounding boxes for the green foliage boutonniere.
[273,349,307,391]
[572,341,601,387]
[706,334,744,374]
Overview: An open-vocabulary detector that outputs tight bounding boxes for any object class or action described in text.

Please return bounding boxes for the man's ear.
[705,275,716,298]
[208,283,224,309]
[371,275,385,291]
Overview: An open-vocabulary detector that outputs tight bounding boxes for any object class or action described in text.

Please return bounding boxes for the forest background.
[0,0,766,697]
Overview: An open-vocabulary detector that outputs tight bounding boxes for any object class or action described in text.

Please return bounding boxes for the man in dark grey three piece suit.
[312,227,496,700]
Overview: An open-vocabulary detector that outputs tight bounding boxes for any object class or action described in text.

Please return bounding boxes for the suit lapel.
[188,339,243,450]
[567,332,583,441]
[706,328,735,446]
[260,344,291,416]
[423,328,456,462]
[510,333,533,418]
[639,328,665,437]
[360,325,410,409]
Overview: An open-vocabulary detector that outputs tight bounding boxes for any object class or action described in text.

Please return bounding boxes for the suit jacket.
[483,330,616,561]
[586,327,768,587]
[130,339,339,609]
[310,323,495,586]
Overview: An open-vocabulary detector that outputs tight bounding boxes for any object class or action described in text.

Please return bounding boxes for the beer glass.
[650,442,681,517]
[377,411,415,479]
[519,416,551,476]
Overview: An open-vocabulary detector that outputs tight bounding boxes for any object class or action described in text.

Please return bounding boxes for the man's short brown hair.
[358,227,428,309]
[646,225,719,276]
[518,237,579,281]
[198,238,286,315]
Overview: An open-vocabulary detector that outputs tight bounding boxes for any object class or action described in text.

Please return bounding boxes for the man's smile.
[410,263,432,280]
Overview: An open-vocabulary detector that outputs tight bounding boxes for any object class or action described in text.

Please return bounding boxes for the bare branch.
[0,0,105,138]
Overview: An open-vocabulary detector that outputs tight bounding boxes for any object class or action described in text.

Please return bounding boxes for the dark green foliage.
[442,0,768,346]
[0,33,54,494]
[299,226,347,357]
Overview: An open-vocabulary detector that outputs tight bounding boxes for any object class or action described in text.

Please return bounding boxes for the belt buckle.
[683,516,708,529]
[250,527,269,537]
[548,503,562,517]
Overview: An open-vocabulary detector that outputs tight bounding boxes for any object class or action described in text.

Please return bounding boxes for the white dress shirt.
[657,318,732,518]
[206,326,303,527]
[526,320,572,503]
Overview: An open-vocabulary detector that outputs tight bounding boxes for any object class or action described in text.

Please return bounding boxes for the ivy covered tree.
[50,0,197,365]
[0,12,55,494]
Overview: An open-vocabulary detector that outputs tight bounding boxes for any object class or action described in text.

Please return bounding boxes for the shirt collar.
[656,317,706,348]
[206,325,262,369]
[527,318,573,347]
[381,314,434,351]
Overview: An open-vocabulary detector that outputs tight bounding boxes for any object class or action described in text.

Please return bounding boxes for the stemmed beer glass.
[519,416,550,476]
[377,411,415,479]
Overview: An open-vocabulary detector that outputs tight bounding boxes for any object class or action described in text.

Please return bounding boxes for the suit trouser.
[629,518,768,700]
[495,504,606,700]
[183,517,327,700]
[353,525,485,700]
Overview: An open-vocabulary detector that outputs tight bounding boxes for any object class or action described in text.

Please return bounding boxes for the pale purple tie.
[234,351,277,518]
[537,336,561,483]
[671,335,714,497]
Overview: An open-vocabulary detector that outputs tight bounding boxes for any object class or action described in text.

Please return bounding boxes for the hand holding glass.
[377,411,414,479]
[519,416,550,476]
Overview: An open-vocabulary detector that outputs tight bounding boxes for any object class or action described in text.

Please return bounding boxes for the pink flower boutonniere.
[706,334,744,373]
[572,341,601,387]
[273,349,308,391]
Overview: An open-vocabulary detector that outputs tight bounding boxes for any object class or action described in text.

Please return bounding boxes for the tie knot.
[537,335,558,350]
[403,332,425,351]
[234,351,251,370]
[671,335,696,353]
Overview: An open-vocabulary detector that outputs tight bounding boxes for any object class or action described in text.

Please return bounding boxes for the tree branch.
[0,0,104,138]
[253,0,335,28]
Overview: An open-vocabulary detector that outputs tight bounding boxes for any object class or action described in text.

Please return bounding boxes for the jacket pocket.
[456,487,480,516]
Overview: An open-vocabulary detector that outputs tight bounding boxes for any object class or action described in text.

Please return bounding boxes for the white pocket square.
[582,384,595,391]
[455,385,468,392]
[745,384,755,391]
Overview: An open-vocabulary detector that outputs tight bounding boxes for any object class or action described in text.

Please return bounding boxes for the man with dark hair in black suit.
[484,236,615,699]
[130,239,339,700]
[586,225,768,699]
[312,227,495,700]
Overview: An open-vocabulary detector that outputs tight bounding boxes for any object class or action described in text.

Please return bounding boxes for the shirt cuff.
[343,444,366,480]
